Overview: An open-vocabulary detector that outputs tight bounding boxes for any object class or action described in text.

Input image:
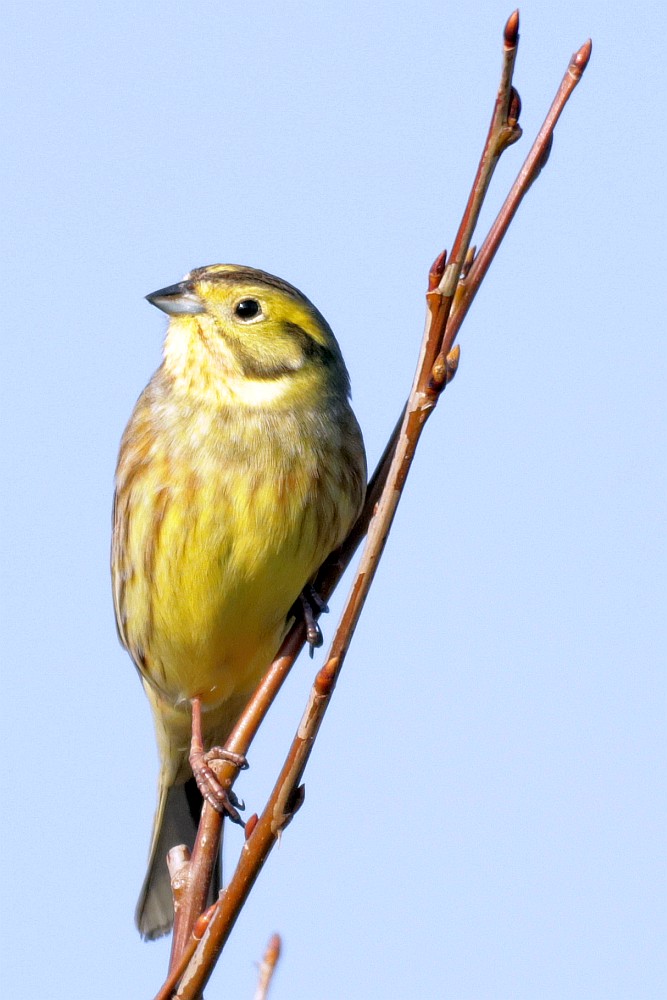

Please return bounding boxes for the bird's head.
[147,264,349,407]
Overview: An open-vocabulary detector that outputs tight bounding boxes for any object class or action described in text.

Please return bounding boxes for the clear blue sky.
[2,2,664,998]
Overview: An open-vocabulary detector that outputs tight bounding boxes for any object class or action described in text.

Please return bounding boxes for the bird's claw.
[298,584,328,656]
[189,746,249,825]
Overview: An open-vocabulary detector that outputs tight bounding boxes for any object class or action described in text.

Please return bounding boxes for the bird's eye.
[234,298,262,321]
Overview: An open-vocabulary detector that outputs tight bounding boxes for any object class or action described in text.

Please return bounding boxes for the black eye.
[234,298,261,320]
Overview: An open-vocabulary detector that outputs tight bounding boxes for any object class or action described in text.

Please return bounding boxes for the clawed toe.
[297,584,329,655]
[188,698,248,825]
[204,747,248,770]
[190,749,246,825]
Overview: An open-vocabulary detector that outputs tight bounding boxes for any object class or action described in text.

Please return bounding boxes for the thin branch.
[154,905,216,1000]
[156,16,592,999]
[418,7,521,390]
[253,934,282,1000]
[439,37,592,357]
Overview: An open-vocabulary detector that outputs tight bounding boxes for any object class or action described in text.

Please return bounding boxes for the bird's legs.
[297,583,329,655]
[189,697,248,824]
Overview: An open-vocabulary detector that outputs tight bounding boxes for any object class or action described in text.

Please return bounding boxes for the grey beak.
[146,281,205,316]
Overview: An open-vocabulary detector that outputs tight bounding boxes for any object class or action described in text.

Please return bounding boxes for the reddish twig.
[418,8,522,390]
[154,15,592,999]
[253,934,282,1000]
[440,36,592,356]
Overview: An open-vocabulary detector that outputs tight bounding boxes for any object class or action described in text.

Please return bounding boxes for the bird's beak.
[145,281,205,316]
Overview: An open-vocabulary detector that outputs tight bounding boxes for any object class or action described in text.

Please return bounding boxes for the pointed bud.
[571,38,592,78]
[508,86,521,127]
[445,345,461,384]
[504,10,519,47]
[245,813,259,839]
[428,249,447,290]
[462,245,476,279]
[315,659,338,694]
[193,904,216,939]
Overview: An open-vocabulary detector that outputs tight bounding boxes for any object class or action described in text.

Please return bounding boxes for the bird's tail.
[135,777,220,940]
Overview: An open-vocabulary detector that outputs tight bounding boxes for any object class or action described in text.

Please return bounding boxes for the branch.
[253,934,282,1000]
[155,15,592,999]
[441,36,592,356]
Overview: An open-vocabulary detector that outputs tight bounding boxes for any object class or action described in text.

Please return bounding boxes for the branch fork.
[153,13,591,998]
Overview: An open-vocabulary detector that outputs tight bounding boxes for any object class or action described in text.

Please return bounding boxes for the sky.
[2,1,665,998]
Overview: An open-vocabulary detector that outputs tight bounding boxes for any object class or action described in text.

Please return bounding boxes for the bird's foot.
[189,696,248,824]
[189,746,248,824]
[297,584,329,656]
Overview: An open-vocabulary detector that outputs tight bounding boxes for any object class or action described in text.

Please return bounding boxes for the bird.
[111,264,366,939]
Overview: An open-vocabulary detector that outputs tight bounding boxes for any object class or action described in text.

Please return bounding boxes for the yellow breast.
[112,373,364,713]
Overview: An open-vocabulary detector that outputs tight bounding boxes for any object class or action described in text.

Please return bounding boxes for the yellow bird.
[112,264,366,939]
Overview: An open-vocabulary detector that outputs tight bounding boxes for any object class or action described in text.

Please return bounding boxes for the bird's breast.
[113,394,361,712]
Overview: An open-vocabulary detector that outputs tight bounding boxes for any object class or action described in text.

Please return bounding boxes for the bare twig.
[155,906,219,1000]
[253,934,282,1000]
[418,8,522,390]
[441,36,592,355]
[154,15,591,999]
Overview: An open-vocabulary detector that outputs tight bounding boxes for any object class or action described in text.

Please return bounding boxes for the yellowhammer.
[111,264,366,939]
